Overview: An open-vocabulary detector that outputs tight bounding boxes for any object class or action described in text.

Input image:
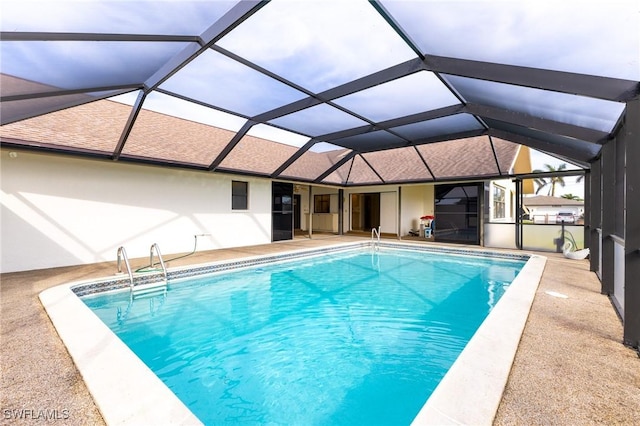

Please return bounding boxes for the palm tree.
[533,163,567,197]
[561,193,583,201]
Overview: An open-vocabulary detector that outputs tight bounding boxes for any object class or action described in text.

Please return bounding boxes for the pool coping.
[39,242,544,425]
[411,252,546,425]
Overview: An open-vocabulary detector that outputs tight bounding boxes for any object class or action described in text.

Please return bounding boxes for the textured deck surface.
[1,235,638,425]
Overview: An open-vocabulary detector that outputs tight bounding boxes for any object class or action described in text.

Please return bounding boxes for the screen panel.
[217,0,417,93]
[0,97,130,153]
[361,147,433,182]
[417,136,500,179]
[381,0,640,80]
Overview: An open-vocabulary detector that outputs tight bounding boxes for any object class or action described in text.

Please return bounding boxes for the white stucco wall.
[400,184,434,236]
[1,149,272,273]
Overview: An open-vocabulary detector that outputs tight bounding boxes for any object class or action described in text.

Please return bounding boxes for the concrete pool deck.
[2,235,639,425]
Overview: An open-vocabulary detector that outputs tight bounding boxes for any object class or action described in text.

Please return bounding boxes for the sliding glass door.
[434,183,480,244]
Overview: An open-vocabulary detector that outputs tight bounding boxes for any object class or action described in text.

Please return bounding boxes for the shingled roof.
[0,98,522,186]
[523,195,584,206]
[3,1,634,185]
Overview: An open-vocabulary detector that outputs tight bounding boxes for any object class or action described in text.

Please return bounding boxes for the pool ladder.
[117,243,168,300]
[371,226,381,251]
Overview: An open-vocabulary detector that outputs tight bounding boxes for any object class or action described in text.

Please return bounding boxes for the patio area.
[1,236,638,425]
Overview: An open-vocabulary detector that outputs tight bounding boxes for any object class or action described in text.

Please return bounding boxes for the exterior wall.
[400,184,434,236]
[512,146,535,194]
[1,150,272,273]
[293,185,310,231]
[489,179,516,223]
[310,186,339,232]
[380,192,397,234]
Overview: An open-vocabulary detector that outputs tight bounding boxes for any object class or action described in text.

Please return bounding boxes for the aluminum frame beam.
[424,55,640,103]
[144,0,268,91]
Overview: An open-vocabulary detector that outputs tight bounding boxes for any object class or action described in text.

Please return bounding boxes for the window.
[493,185,505,219]
[232,181,248,210]
[314,194,330,213]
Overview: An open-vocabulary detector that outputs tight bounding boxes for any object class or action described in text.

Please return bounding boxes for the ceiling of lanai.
[1,0,639,186]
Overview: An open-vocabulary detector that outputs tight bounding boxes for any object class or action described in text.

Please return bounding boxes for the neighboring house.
[488,145,533,223]
[523,195,584,224]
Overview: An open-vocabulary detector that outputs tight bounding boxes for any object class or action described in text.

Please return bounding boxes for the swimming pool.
[80,245,526,425]
[41,244,541,424]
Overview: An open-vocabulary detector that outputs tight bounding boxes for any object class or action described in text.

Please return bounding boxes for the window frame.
[314,194,330,213]
[493,184,506,219]
[231,180,249,210]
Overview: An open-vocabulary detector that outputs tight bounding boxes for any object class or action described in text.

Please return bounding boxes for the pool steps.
[116,244,169,300]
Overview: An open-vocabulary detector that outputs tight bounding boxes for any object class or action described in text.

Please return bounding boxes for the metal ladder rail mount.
[371,226,381,251]
[149,242,168,284]
[128,243,169,299]
[117,246,134,289]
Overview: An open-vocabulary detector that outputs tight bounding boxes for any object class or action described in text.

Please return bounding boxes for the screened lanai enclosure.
[1,1,639,347]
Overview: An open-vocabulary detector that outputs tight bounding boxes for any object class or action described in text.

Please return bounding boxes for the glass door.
[272,182,293,241]
[434,183,480,244]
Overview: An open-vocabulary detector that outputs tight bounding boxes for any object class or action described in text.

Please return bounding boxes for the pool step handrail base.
[117,244,169,299]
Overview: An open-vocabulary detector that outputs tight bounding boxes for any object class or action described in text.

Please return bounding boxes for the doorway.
[272,182,293,242]
[350,193,380,231]
[434,183,481,244]
[293,194,301,230]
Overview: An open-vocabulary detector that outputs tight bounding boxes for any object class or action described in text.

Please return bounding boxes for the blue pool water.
[82,248,525,425]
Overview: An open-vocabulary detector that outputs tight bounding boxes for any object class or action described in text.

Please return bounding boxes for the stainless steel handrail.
[371,226,381,250]
[117,246,134,289]
[149,243,168,284]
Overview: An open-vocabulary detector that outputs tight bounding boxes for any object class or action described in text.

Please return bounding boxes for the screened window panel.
[218,135,300,175]
[1,73,77,98]
[139,91,247,131]
[361,147,433,182]
[485,118,602,161]
[269,103,368,137]
[123,105,239,166]
[445,75,625,133]
[159,50,307,118]
[321,159,354,185]
[219,124,309,174]
[332,71,459,123]
[491,138,525,174]
[390,114,483,141]
[246,124,311,149]
[1,1,236,35]
[280,144,352,181]
[0,98,129,153]
[417,136,500,179]
[347,155,384,185]
[2,41,194,93]
[381,1,640,80]
[216,1,416,93]
[0,90,127,126]
[329,130,406,152]
[615,133,625,238]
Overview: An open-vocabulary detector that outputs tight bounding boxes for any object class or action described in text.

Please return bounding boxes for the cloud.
[333,71,460,122]
[159,50,307,117]
[247,124,311,147]
[381,0,640,80]
[217,0,417,92]
[0,1,236,35]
